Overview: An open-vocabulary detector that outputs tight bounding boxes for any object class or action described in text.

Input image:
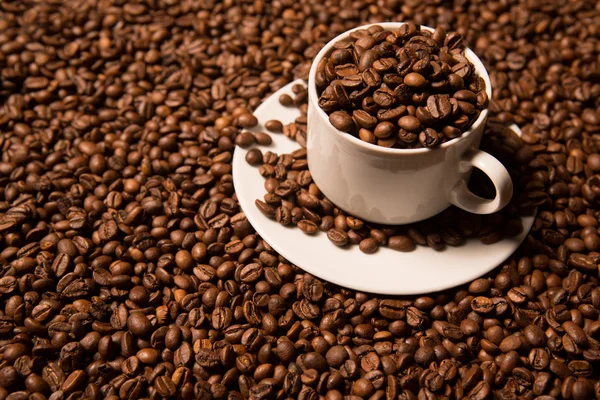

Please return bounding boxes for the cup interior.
[308,22,493,155]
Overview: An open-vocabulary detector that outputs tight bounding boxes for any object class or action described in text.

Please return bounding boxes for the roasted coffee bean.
[256,200,276,218]
[359,238,378,254]
[329,111,355,132]
[404,73,427,89]
[353,110,378,129]
[298,220,318,235]
[388,236,416,252]
[358,128,377,144]
[127,313,152,337]
[246,148,263,166]
[563,321,587,347]
[568,253,597,272]
[235,131,257,148]
[529,348,550,370]
[279,94,294,107]
[255,132,273,146]
[427,95,453,120]
[379,299,409,319]
[373,121,395,139]
[327,229,349,247]
[398,116,422,132]
[419,128,440,148]
[372,87,396,108]
[155,376,176,397]
[265,120,284,133]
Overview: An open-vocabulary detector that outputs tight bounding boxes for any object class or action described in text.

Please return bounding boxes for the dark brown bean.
[388,236,415,252]
[327,229,349,246]
[265,120,284,133]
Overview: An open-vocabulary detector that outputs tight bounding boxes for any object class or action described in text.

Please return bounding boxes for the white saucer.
[232,79,534,295]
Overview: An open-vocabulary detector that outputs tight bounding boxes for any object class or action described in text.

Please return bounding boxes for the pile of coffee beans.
[0,1,599,400]
[316,24,488,149]
[250,86,528,254]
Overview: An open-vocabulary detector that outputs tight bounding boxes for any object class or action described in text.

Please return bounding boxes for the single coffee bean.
[568,253,597,272]
[325,346,348,368]
[427,95,452,120]
[235,131,256,148]
[127,313,152,337]
[358,128,377,144]
[279,94,294,106]
[562,321,587,347]
[398,115,422,132]
[238,113,259,128]
[265,120,284,133]
[419,128,440,148]
[0,367,18,389]
[374,121,395,138]
[388,236,415,252]
[327,229,349,246]
[329,111,355,132]
[62,370,86,393]
[404,73,427,88]
[298,220,318,235]
[246,148,263,166]
[359,238,378,254]
[256,200,276,217]
[353,110,378,128]
[255,132,272,145]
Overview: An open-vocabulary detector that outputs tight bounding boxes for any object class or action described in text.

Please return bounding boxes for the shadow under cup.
[306,22,513,225]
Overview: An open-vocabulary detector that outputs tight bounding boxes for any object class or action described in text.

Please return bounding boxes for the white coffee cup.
[307,22,513,225]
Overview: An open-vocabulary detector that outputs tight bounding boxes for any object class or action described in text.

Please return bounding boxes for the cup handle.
[448,149,513,214]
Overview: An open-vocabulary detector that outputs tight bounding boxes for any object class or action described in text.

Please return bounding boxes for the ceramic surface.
[232,80,534,295]
[307,22,513,224]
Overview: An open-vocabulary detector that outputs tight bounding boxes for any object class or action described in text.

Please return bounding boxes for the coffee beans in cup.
[316,24,489,149]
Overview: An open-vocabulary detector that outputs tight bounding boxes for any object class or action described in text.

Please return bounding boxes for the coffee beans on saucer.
[316,24,489,149]
[251,86,528,254]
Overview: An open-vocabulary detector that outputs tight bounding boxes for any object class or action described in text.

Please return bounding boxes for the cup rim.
[308,22,493,155]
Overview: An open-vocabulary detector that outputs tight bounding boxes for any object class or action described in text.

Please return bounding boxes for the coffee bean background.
[0,1,600,400]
